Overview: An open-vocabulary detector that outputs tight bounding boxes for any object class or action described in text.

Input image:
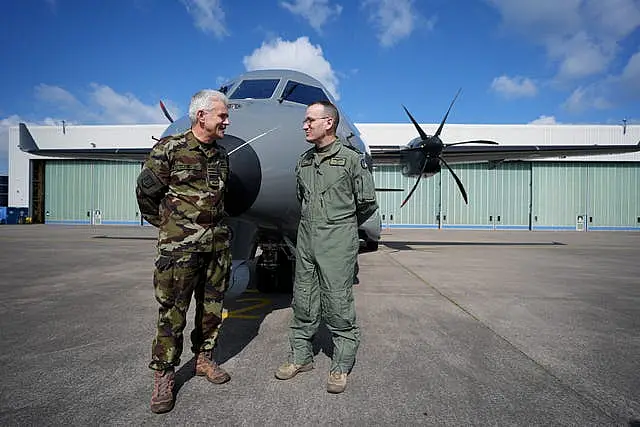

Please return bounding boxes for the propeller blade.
[400,155,430,207]
[402,105,429,141]
[159,100,174,123]
[434,88,461,138]
[375,188,404,192]
[446,140,499,147]
[439,157,468,204]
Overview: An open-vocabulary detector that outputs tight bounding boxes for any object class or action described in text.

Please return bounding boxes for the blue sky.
[1,0,640,174]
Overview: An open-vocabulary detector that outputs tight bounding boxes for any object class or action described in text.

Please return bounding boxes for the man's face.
[200,100,229,141]
[302,104,332,144]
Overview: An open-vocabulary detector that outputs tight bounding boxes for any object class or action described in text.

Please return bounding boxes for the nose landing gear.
[255,242,294,294]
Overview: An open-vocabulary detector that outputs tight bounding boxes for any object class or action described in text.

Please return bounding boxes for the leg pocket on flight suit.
[323,287,355,330]
[292,284,312,321]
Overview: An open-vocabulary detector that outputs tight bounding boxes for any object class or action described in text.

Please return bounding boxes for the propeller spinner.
[400,90,498,207]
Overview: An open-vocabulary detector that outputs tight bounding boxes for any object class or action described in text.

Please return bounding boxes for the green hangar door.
[372,164,441,229]
[441,162,530,230]
[44,160,142,225]
[586,163,640,231]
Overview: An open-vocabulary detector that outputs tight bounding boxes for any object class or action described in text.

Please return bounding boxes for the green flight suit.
[289,138,378,374]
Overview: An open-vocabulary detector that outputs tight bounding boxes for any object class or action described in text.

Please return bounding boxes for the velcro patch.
[300,158,313,167]
[330,157,346,166]
[174,163,202,171]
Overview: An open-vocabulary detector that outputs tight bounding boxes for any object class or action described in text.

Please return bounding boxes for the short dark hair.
[309,100,340,131]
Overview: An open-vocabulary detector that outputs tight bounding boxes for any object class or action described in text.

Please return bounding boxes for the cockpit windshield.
[229,79,280,99]
[280,80,329,105]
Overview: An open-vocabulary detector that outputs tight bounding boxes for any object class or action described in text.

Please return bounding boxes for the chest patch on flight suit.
[329,157,346,166]
[300,158,313,167]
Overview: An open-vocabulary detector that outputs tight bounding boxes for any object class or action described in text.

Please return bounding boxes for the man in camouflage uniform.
[136,89,232,414]
[275,100,378,394]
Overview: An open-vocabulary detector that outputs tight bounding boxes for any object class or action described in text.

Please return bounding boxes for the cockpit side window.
[218,81,235,95]
[280,80,329,105]
[229,79,280,99]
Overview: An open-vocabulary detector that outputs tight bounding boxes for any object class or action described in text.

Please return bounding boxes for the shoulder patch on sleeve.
[360,156,368,169]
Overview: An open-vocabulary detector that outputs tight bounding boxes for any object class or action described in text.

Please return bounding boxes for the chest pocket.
[321,162,356,222]
[171,162,204,184]
[207,159,228,190]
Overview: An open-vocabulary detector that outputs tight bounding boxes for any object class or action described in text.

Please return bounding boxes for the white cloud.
[562,85,612,112]
[529,115,558,125]
[488,0,640,81]
[363,0,428,47]
[34,83,180,124]
[243,36,340,99]
[88,84,166,124]
[490,75,538,98]
[2,84,180,173]
[562,48,640,112]
[180,0,228,38]
[34,84,82,109]
[619,50,640,96]
[280,0,343,33]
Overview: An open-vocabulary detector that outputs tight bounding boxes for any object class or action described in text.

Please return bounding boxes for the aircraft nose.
[219,135,262,216]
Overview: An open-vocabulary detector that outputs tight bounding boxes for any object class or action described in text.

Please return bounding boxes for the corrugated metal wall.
[45,160,141,225]
[374,161,639,231]
[42,159,639,230]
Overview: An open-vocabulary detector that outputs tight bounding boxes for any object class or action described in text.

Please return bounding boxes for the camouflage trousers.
[149,248,231,371]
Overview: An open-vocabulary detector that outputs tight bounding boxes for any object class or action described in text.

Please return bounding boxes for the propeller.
[159,100,174,123]
[400,90,498,207]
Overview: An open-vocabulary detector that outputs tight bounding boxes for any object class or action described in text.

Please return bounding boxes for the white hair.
[188,89,229,124]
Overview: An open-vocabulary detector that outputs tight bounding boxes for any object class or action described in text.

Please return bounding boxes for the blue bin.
[6,207,29,224]
[0,207,6,224]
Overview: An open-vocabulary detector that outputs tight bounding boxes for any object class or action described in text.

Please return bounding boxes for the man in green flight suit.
[136,89,233,414]
[275,100,378,394]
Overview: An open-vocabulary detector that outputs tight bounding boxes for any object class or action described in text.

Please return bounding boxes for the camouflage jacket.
[296,138,378,226]
[136,129,230,253]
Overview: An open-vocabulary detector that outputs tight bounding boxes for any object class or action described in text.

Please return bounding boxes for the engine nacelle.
[400,138,441,178]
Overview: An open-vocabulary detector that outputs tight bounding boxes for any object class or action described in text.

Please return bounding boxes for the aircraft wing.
[370,143,640,165]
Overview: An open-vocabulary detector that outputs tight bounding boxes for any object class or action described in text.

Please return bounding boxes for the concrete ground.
[0,225,638,426]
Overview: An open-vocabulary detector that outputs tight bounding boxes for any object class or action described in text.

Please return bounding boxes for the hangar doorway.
[31,160,46,224]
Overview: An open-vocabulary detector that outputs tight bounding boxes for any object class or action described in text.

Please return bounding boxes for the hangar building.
[7,122,640,231]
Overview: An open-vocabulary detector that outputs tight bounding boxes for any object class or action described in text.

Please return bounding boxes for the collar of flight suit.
[313,137,342,166]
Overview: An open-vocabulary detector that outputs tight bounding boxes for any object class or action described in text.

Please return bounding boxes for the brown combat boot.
[194,350,230,384]
[150,369,175,414]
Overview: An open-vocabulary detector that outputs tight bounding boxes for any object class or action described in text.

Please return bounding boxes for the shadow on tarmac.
[172,289,293,394]
[382,240,566,251]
